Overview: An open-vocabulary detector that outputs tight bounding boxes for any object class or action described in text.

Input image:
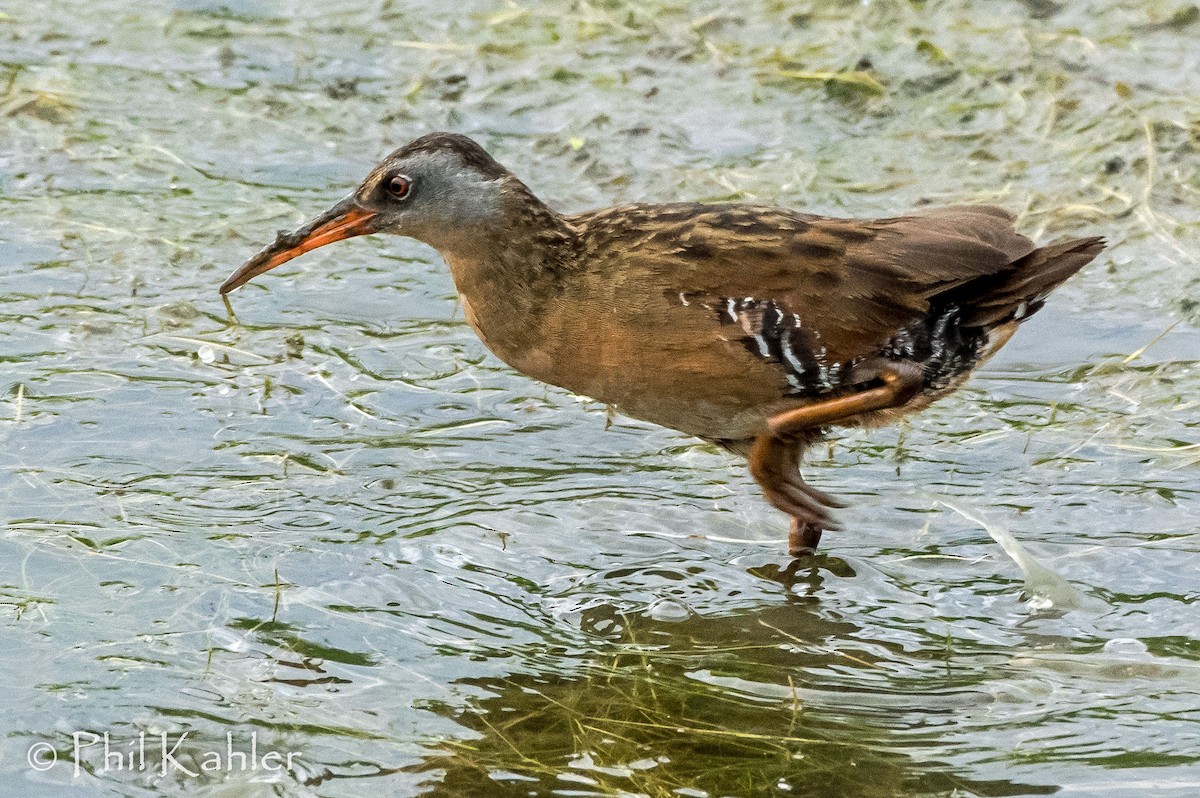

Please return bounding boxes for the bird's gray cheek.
[447,180,506,224]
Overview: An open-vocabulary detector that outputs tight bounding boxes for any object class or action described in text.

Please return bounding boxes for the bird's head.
[219,132,515,294]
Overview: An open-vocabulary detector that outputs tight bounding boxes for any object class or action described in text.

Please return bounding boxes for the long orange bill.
[219,196,379,294]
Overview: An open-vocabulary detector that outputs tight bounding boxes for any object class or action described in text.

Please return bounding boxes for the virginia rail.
[220,132,1103,555]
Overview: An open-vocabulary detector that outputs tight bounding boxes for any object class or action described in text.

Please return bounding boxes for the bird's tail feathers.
[966,236,1104,327]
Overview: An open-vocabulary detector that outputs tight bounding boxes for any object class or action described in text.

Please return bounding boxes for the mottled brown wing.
[579,202,1037,363]
[800,205,1039,359]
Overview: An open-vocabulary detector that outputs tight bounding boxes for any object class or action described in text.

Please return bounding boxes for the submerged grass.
[406,621,1059,798]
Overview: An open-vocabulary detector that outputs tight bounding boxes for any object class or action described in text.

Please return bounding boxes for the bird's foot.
[748,434,846,537]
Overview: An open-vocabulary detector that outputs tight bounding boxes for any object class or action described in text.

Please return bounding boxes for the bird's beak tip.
[219,199,378,294]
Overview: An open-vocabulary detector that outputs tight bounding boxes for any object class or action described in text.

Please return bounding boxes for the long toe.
[763,481,834,528]
[781,470,848,509]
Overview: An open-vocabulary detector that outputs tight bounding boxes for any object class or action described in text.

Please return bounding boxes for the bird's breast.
[457,292,559,383]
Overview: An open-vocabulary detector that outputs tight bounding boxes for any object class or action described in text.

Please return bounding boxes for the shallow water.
[2,1,1199,796]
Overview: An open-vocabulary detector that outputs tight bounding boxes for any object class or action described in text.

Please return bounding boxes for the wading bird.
[221,133,1102,555]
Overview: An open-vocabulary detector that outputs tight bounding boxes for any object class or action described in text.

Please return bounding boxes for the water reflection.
[408,593,1057,797]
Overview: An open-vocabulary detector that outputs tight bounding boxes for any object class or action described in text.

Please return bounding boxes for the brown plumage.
[220,132,1104,555]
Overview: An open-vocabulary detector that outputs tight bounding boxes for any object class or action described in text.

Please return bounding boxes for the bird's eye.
[386,174,412,199]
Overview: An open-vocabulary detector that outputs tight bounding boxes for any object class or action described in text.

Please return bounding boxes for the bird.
[220,132,1103,556]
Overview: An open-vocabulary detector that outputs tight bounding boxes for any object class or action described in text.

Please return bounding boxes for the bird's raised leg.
[765,360,925,438]
[749,360,924,555]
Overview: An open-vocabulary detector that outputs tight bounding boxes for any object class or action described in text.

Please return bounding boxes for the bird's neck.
[438,184,578,304]
[436,185,581,374]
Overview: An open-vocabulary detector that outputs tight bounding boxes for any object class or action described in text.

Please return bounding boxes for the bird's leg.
[750,360,924,555]
[790,517,823,555]
[766,360,924,438]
